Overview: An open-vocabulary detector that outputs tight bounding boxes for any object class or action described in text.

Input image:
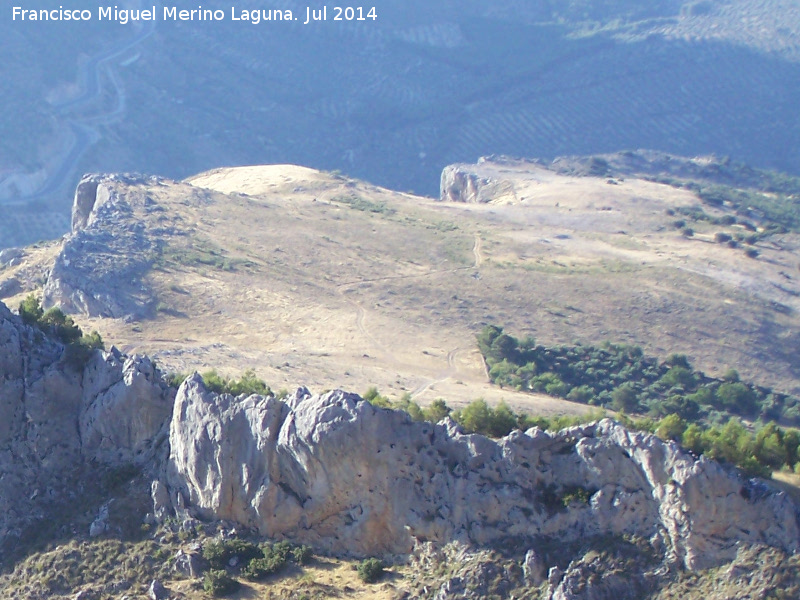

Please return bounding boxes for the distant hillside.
[4,0,800,246]
[5,156,800,415]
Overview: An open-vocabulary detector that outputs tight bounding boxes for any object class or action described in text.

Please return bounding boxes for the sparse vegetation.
[165,371,189,388]
[650,173,800,235]
[472,325,800,477]
[476,325,800,425]
[200,369,272,397]
[158,238,251,272]
[334,194,395,215]
[18,294,104,367]
[203,569,239,597]
[356,558,384,583]
[203,538,262,570]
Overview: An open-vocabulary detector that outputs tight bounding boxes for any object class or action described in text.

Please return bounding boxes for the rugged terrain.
[0,299,798,599]
[4,0,800,246]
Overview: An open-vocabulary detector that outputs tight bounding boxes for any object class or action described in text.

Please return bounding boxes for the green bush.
[716,382,757,414]
[655,414,685,442]
[242,555,285,581]
[452,399,517,437]
[357,558,384,583]
[363,386,392,408]
[394,394,424,421]
[611,383,639,412]
[40,307,81,343]
[202,369,271,397]
[423,399,452,422]
[19,294,43,325]
[203,570,239,597]
[18,294,104,368]
[659,366,696,389]
[202,539,261,570]
[715,232,732,243]
[291,545,313,565]
[165,372,189,388]
[561,486,594,507]
[64,331,105,368]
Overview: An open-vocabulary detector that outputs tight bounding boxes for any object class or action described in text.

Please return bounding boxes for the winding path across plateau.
[4,6,158,206]
[336,233,486,399]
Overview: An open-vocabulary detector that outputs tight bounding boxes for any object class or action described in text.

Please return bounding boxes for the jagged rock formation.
[440,164,484,203]
[164,377,799,570]
[0,301,173,556]
[440,162,517,204]
[43,173,165,319]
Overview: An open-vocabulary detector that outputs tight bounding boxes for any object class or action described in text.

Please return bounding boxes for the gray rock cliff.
[440,162,518,204]
[43,174,164,319]
[1,297,798,585]
[0,301,173,556]
[164,378,799,570]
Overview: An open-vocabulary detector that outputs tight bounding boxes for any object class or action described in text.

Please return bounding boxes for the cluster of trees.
[202,538,313,596]
[18,294,104,367]
[476,325,800,426]
[652,172,800,234]
[639,415,799,478]
[165,369,281,398]
[363,387,606,437]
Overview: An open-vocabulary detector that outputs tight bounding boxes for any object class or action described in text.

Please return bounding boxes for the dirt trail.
[409,345,474,399]
[473,233,483,268]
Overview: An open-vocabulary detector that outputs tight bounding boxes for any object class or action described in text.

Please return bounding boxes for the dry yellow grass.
[4,162,800,415]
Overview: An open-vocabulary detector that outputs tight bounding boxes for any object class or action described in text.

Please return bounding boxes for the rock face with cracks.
[165,376,799,569]
[0,301,173,557]
[43,173,164,319]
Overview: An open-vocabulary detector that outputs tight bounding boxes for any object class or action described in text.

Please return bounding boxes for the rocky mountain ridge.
[163,376,799,570]
[1,298,799,598]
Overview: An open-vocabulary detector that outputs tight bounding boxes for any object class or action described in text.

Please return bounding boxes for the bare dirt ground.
[4,162,800,414]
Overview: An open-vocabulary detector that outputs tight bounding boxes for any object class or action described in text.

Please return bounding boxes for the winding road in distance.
[5,11,157,206]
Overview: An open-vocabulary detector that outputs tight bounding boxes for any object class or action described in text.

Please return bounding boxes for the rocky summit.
[0,299,799,597]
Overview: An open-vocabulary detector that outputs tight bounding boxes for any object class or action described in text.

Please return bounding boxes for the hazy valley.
[4,0,800,247]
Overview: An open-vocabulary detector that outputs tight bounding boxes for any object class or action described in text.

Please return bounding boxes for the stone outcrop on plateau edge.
[0,300,173,556]
[439,159,519,204]
[164,375,799,570]
[43,173,165,319]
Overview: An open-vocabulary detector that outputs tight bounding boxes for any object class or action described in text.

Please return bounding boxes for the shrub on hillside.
[203,570,239,597]
[202,539,261,570]
[19,294,104,368]
[201,369,271,397]
[357,558,384,583]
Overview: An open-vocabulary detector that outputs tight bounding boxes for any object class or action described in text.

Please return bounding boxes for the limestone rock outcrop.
[43,174,164,319]
[440,165,484,203]
[165,378,799,569]
[440,162,518,204]
[80,348,174,466]
[0,300,173,557]
[1,290,798,586]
